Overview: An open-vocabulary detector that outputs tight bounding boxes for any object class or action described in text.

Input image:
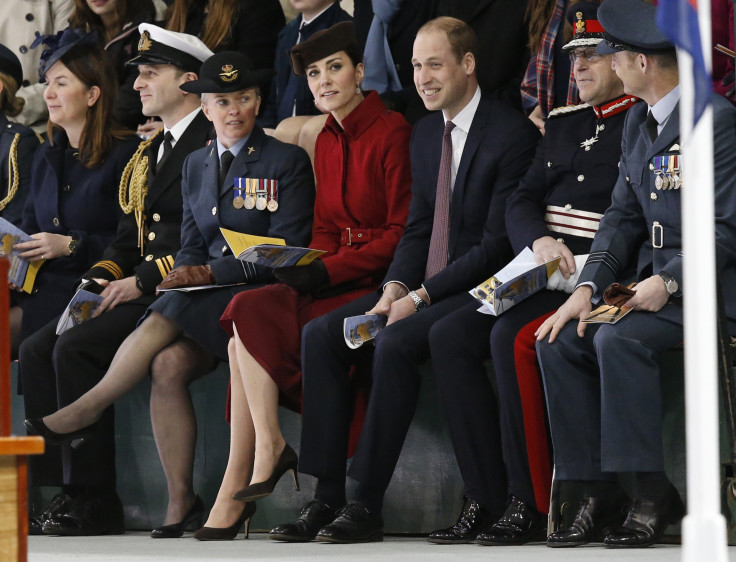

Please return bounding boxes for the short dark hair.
[417,17,479,63]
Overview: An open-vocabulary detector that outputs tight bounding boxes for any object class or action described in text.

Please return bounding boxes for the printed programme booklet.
[471,247,561,316]
[0,217,45,293]
[55,279,105,335]
[220,228,325,268]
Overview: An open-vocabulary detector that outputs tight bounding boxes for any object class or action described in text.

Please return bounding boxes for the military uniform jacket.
[0,114,39,227]
[84,110,212,300]
[578,96,736,331]
[174,125,315,283]
[505,95,637,256]
[383,94,539,302]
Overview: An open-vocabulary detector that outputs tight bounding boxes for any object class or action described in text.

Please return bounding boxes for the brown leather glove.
[602,282,638,308]
[156,265,215,291]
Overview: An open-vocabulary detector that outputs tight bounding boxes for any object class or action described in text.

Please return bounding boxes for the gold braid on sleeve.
[0,133,21,211]
[118,130,162,256]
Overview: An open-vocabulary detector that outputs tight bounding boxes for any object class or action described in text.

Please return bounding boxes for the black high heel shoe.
[24,417,98,449]
[193,502,257,541]
[151,495,205,538]
[232,443,300,502]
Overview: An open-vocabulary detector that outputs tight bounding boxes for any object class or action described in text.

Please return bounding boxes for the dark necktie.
[646,110,659,142]
[219,150,235,186]
[425,120,456,279]
[157,131,174,172]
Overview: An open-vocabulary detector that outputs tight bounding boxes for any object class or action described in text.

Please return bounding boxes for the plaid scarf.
[521,0,579,115]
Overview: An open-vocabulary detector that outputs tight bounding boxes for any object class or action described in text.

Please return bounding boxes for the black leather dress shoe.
[603,485,685,548]
[29,492,74,535]
[42,489,124,536]
[547,492,629,547]
[427,497,494,544]
[316,501,383,543]
[475,496,546,545]
[269,500,340,542]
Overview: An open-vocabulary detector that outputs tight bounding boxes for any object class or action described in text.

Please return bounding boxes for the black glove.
[274,260,329,293]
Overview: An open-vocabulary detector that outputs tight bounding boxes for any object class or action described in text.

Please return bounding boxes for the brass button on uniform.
[212,206,217,215]
[63,185,70,192]
[52,217,59,226]
[145,254,154,261]
[152,213,161,222]
[651,192,658,200]
[564,204,572,211]
[148,232,156,241]
[222,245,228,254]
[547,161,552,168]
[577,175,585,182]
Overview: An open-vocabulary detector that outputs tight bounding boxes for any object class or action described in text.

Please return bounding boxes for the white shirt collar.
[164,107,201,144]
[301,3,334,27]
[443,86,481,133]
[649,84,680,132]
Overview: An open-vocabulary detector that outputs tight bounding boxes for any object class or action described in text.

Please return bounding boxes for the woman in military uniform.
[194,22,412,541]
[12,28,139,343]
[0,43,41,356]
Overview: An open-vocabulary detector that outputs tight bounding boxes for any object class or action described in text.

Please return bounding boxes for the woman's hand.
[14,233,73,261]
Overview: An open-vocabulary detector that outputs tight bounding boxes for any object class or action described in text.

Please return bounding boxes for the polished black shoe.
[315,501,383,543]
[151,495,205,538]
[475,496,546,545]
[547,491,629,548]
[29,492,74,535]
[24,417,97,449]
[232,443,300,502]
[269,500,340,542]
[193,502,257,541]
[427,497,495,544]
[603,485,685,548]
[41,489,124,536]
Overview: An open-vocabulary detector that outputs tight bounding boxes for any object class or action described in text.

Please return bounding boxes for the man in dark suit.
[259,0,352,128]
[536,0,736,548]
[20,24,213,536]
[272,16,538,544]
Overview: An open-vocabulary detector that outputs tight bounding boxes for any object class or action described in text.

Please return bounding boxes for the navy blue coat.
[17,132,141,341]
[383,94,539,302]
[259,1,352,128]
[0,114,39,227]
[147,125,315,359]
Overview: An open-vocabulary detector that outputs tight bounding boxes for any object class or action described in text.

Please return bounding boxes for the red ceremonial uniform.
[220,91,412,412]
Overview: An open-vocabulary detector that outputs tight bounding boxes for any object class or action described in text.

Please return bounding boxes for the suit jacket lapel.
[647,101,680,159]
[448,99,489,255]
[219,126,266,196]
[148,111,210,208]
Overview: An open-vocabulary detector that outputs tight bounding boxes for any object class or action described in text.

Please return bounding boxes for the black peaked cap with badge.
[126,23,213,73]
[180,51,275,94]
[562,2,607,52]
[596,0,675,55]
[289,21,360,77]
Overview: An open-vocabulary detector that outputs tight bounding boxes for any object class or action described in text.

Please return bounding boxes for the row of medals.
[234,192,278,212]
[653,155,681,191]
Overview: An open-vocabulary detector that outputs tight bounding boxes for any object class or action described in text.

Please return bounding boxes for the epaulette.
[548,103,591,118]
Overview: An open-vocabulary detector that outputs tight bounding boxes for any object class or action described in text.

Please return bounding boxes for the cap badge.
[138,31,153,52]
[220,64,238,83]
[575,12,586,34]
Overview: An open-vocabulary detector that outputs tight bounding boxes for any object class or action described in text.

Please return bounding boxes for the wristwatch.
[408,290,428,312]
[658,271,679,296]
[67,237,79,256]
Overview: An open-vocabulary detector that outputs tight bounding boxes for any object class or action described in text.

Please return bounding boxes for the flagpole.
[680,1,728,560]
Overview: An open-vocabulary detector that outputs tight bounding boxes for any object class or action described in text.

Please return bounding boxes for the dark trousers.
[20,303,148,488]
[299,291,475,500]
[536,308,683,480]
[488,289,568,507]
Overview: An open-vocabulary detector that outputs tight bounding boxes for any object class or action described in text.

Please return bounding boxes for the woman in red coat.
[193,22,412,540]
